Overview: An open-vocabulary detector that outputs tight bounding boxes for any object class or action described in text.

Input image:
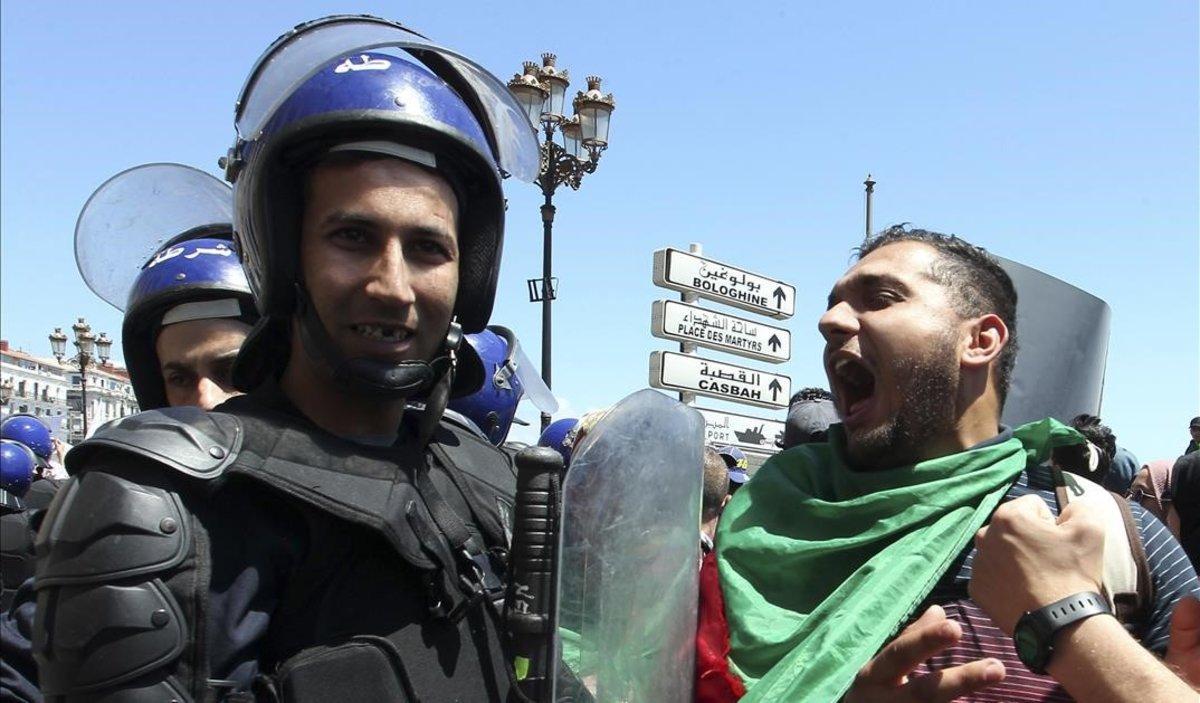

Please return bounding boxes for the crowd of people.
[0,13,1197,703]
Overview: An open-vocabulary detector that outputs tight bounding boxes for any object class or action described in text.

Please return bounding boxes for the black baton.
[506,446,563,702]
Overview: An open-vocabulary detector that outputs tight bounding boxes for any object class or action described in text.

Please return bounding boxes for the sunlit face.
[155,318,251,409]
[298,157,459,374]
[818,241,965,469]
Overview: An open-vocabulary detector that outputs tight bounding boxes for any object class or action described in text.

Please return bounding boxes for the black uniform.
[26,381,517,701]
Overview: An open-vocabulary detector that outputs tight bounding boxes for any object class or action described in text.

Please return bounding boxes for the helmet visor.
[511,339,559,414]
[75,163,233,311]
[234,15,540,182]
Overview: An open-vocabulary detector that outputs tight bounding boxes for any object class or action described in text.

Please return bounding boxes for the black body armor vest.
[33,387,517,702]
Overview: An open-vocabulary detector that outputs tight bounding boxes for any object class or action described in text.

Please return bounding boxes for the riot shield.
[75,163,233,311]
[553,389,704,702]
[997,256,1110,426]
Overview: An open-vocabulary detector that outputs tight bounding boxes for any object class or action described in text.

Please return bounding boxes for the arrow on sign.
[773,286,787,309]
[769,378,783,402]
[767,334,782,353]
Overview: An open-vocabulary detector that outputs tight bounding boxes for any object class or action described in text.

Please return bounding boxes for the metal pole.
[79,357,89,439]
[678,243,702,406]
[540,195,555,432]
[863,174,876,245]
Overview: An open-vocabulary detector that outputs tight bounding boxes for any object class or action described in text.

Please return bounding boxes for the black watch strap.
[1014,591,1110,674]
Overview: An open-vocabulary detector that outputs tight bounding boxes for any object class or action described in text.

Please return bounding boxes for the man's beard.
[845,332,960,470]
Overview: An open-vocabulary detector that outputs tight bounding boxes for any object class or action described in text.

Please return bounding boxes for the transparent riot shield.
[75,163,233,311]
[996,256,1111,426]
[553,389,704,702]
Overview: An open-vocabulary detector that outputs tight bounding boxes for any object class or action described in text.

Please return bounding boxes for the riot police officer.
[76,163,259,412]
[0,415,60,509]
[0,439,37,610]
[24,15,541,702]
[446,326,558,446]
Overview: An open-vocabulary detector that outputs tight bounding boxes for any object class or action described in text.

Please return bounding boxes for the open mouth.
[831,356,877,426]
[349,323,412,344]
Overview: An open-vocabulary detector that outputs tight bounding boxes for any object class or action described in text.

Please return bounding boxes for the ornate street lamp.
[51,317,111,439]
[508,53,615,430]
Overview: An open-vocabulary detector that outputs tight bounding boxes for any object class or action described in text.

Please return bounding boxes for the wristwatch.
[1013,591,1111,674]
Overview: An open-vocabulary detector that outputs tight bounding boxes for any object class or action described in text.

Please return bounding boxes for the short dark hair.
[858,224,1019,407]
[789,387,833,405]
[1070,414,1117,463]
[702,447,730,520]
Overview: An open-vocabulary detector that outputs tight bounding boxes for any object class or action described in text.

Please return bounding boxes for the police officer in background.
[0,415,61,510]
[0,439,38,611]
[121,230,258,411]
[74,162,260,413]
[76,163,261,410]
[19,15,541,702]
[445,326,558,446]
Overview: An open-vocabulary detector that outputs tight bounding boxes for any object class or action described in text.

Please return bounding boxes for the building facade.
[1,340,138,443]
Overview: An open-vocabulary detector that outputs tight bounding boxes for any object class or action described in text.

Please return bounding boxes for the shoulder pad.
[440,408,490,442]
[431,418,516,492]
[66,406,242,480]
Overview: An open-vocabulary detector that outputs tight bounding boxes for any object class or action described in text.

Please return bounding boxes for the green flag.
[717,418,1083,701]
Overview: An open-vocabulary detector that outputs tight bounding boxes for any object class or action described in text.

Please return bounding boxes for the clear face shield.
[232,15,540,183]
[75,163,234,311]
[489,326,560,416]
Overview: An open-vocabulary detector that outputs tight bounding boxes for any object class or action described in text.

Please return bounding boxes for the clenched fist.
[968,495,1105,635]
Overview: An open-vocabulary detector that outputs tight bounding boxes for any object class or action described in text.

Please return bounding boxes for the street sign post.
[652,248,795,319]
[651,300,791,364]
[694,406,786,455]
[649,351,791,410]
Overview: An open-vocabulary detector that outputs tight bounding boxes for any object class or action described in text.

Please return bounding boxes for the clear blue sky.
[2,1,1196,458]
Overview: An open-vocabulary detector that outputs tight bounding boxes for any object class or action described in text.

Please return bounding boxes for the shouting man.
[698,226,1199,701]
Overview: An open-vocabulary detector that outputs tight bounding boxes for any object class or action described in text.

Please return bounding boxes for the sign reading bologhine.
[649,351,791,410]
[651,300,791,364]
[652,248,795,319]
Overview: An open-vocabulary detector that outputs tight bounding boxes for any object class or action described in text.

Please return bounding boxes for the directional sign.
[649,351,791,410]
[651,300,791,364]
[652,248,795,319]
[695,406,786,455]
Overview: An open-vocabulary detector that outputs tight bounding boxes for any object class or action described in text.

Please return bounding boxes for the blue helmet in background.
[75,163,259,409]
[447,326,559,445]
[224,15,539,399]
[538,418,578,467]
[1,439,37,497]
[0,415,53,462]
[122,233,257,409]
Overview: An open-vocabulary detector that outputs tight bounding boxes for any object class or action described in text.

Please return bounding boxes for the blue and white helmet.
[0,415,53,463]
[223,15,539,399]
[0,439,37,497]
[537,418,578,467]
[75,164,258,409]
[447,326,558,445]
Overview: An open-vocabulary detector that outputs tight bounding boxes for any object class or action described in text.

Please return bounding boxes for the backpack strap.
[1111,493,1153,626]
[1052,466,1154,630]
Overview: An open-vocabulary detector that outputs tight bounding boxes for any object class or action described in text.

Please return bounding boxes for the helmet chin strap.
[294,283,459,400]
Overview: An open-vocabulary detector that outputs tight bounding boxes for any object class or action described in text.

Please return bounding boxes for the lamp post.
[50,318,112,440]
[863,174,876,244]
[508,53,615,431]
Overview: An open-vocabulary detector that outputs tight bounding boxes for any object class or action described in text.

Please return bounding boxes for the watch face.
[1014,622,1047,672]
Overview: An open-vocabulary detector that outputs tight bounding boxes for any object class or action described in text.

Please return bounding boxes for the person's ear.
[961,313,1008,371]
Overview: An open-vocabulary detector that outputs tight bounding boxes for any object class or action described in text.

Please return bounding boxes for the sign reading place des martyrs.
[651,299,791,364]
